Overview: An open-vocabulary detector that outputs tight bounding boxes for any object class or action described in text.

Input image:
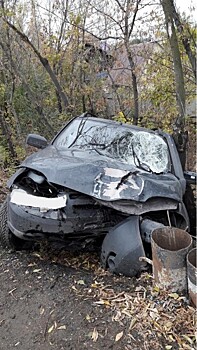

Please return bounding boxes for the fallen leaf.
[32,252,42,259]
[0,319,5,326]
[47,325,54,334]
[92,328,99,342]
[8,288,17,294]
[40,307,45,315]
[14,342,20,346]
[165,346,172,349]
[94,300,105,305]
[149,308,159,320]
[122,310,132,317]
[77,279,85,285]
[57,325,66,330]
[168,335,175,342]
[164,321,173,332]
[153,285,160,292]
[182,335,193,344]
[86,314,91,321]
[94,299,111,306]
[115,331,123,342]
[129,318,137,330]
[154,321,163,331]
[144,273,153,279]
[71,286,78,291]
[33,269,42,273]
[91,283,100,288]
[168,293,179,300]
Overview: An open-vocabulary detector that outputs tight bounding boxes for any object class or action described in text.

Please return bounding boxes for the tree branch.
[1,17,70,109]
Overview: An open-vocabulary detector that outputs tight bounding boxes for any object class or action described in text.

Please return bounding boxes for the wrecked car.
[0,112,193,276]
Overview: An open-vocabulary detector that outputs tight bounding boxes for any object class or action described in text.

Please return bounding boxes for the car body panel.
[4,113,191,277]
[8,146,183,204]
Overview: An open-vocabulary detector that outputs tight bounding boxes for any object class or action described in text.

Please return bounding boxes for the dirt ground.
[0,242,196,350]
[0,169,196,350]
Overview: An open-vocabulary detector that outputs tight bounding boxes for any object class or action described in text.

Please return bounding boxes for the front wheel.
[0,197,32,250]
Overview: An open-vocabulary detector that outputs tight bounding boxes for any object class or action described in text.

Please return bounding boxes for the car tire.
[0,197,32,250]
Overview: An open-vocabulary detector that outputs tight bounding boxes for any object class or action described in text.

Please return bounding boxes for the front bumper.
[7,188,117,240]
[7,200,74,240]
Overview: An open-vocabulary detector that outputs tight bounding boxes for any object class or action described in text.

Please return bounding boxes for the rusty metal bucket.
[187,248,197,307]
[151,227,192,293]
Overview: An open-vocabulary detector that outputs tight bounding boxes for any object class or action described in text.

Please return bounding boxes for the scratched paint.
[103,182,128,198]
[103,167,129,177]
[93,168,143,200]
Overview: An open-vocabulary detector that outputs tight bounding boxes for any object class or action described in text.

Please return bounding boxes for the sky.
[175,0,196,20]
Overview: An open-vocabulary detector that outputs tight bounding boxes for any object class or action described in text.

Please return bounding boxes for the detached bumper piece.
[101,216,146,277]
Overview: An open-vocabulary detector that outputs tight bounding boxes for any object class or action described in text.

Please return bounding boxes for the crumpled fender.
[7,168,26,188]
[101,216,146,277]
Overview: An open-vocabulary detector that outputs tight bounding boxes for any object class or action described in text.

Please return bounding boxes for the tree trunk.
[161,0,187,170]
[0,110,17,159]
[171,4,196,80]
[0,39,55,136]
[126,49,139,125]
[131,71,139,125]
[2,18,69,110]
[161,0,186,128]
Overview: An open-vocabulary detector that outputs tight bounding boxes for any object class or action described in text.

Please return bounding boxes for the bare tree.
[160,0,186,126]
[171,3,196,79]
[0,110,17,159]
[0,1,69,109]
[161,0,190,169]
[83,0,143,124]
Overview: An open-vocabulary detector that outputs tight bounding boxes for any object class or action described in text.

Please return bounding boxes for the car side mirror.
[26,134,48,149]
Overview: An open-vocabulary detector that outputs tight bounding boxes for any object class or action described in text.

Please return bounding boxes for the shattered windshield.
[53,118,170,174]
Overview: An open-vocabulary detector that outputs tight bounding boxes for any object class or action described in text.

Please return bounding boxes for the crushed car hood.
[8,145,183,203]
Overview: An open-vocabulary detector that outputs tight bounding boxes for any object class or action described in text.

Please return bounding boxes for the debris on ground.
[0,244,195,350]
